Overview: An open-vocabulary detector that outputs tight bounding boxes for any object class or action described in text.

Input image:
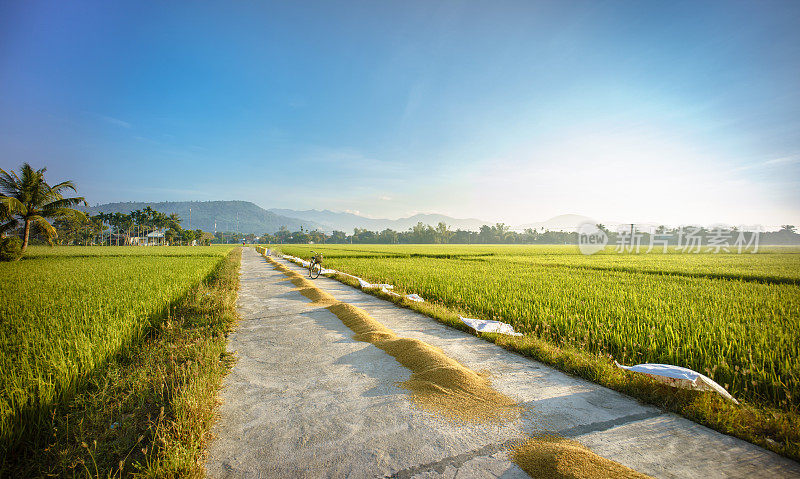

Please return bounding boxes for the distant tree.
[274,226,291,244]
[53,214,89,245]
[167,212,181,229]
[0,196,24,237]
[291,230,310,243]
[378,228,398,244]
[0,198,23,258]
[0,163,87,250]
[455,229,477,244]
[116,213,134,244]
[165,227,178,245]
[521,228,538,243]
[180,229,198,245]
[330,230,347,243]
[478,225,493,243]
[780,225,797,234]
[142,206,157,235]
[257,232,274,244]
[352,227,378,244]
[594,223,610,234]
[408,222,435,243]
[435,222,452,244]
[309,229,327,244]
[162,212,181,245]
[129,210,143,239]
[88,214,107,245]
[494,223,509,243]
[199,231,215,246]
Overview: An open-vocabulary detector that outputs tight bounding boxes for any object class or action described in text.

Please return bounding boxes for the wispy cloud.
[98,115,132,128]
[763,156,799,166]
[300,146,402,175]
[733,156,799,172]
[84,111,132,128]
[134,135,160,145]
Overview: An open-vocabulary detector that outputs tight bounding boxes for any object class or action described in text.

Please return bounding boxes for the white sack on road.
[614,362,739,404]
[362,281,394,290]
[277,254,425,303]
[459,316,522,337]
[381,287,402,298]
[335,272,371,289]
[336,272,394,291]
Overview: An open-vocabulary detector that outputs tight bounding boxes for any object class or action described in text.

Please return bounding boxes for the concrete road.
[205,248,800,478]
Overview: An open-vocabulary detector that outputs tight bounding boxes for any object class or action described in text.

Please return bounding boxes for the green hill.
[82,201,322,234]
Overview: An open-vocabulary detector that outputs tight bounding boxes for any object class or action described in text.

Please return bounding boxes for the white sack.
[615,362,739,404]
[381,287,402,298]
[459,316,522,337]
[336,272,390,290]
[277,257,425,303]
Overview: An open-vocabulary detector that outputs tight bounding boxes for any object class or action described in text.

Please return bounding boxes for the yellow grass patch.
[295,287,338,305]
[510,436,652,479]
[326,302,395,341]
[289,276,314,288]
[265,251,651,478]
[325,302,520,423]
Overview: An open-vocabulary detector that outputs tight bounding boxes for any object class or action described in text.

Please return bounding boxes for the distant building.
[131,229,167,246]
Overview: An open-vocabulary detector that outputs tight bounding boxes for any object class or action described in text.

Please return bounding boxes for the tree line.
[52,206,213,246]
[1,163,214,260]
[259,222,800,245]
[261,222,580,244]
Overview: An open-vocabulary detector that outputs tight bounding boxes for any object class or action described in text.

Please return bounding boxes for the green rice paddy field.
[275,244,800,412]
[0,245,234,447]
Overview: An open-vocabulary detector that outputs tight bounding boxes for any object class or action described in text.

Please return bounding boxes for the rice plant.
[275,244,800,411]
[0,245,232,446]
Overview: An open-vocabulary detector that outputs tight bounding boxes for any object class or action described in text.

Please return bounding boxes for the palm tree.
[167,212,182,230]
[142,206,157,236]
[0,163,87,251]
[110,212,134,245]
[1,195,25,237]
[130,210,142,242]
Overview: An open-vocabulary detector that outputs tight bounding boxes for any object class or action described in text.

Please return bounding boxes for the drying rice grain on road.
[267,252,651,478]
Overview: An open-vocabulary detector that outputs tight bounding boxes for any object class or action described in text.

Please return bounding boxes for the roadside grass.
[260,245,800,462]
[1,248,241,477]
[277,247,800,410]
[337,269,800,462]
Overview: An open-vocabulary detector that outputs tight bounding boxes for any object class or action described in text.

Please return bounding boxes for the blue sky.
[1,0,799,226]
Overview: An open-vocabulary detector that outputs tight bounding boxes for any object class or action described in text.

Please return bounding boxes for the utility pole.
[189,208,192,230]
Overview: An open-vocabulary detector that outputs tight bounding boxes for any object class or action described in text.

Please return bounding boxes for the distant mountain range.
[82,201,598,234]
[81,201,323,234]
[268,209,491,232]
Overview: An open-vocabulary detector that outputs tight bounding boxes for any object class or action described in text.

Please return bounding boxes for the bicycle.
[309,251,323,279]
